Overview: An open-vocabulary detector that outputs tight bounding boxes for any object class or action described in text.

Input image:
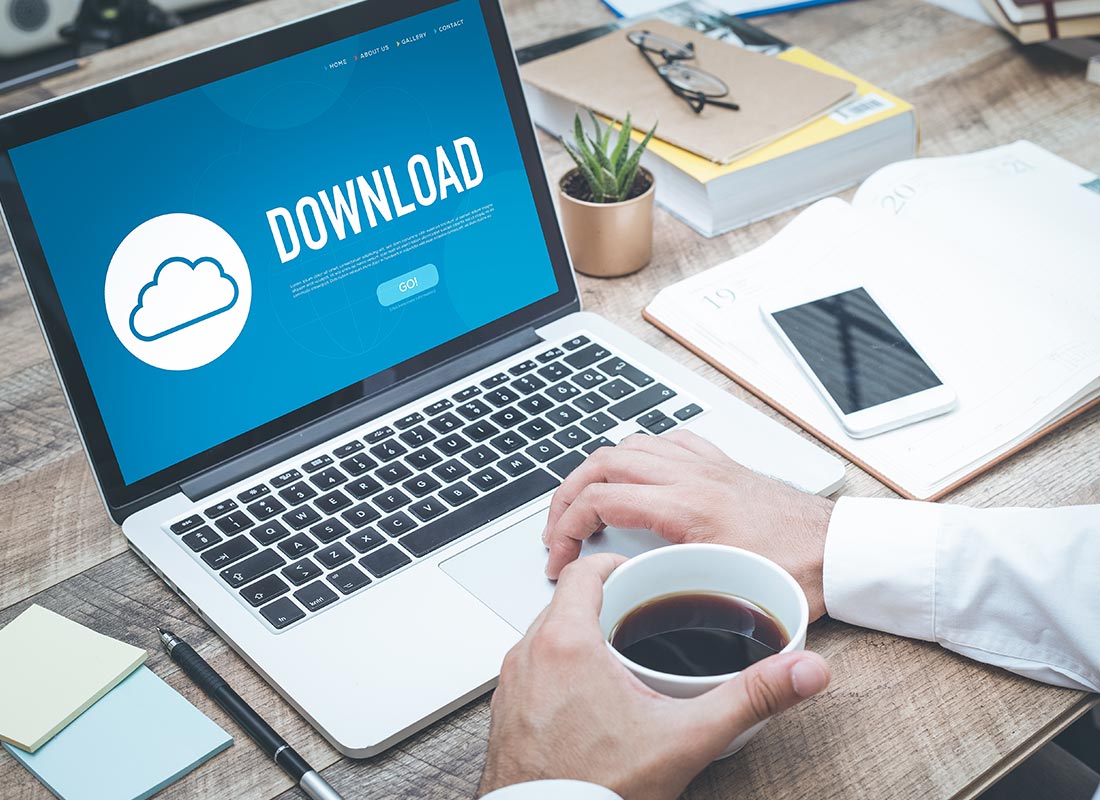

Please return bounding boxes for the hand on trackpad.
[440,509,667,634]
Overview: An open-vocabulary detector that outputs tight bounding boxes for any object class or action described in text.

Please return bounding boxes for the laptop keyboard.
[163,333,706,632]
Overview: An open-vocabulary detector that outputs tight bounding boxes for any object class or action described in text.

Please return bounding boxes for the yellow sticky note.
[0,605,146,753]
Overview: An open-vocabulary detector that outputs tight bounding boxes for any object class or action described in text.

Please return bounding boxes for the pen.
[157,627,344,800]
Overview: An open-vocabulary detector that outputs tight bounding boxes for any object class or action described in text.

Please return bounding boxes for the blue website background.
[10,0,559,484]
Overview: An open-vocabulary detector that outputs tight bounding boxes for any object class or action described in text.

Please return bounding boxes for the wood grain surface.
[1,0,1098,798]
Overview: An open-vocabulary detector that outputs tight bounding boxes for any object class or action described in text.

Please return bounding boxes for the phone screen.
[770,287,942,414]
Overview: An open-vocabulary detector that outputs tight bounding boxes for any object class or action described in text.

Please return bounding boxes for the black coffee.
[610,591,789,676]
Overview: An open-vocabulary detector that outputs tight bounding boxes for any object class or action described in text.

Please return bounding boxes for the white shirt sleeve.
[480,780,622,799]
[823,496,1100,692]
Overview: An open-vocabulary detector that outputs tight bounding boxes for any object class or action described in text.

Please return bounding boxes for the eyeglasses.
[627,30,740,115]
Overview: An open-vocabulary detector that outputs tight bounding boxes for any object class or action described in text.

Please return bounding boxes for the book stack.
[980,0,1100,42]
[517,2,918,238]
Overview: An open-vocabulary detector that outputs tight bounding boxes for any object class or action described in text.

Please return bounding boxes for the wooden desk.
[1,1,1097,797]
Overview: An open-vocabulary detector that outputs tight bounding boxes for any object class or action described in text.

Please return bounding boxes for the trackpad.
[440,509,668,634]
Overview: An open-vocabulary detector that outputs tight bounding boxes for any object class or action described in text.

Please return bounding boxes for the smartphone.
[761,287,956,438]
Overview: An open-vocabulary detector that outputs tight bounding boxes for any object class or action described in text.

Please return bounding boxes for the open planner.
[645,141,1100,500]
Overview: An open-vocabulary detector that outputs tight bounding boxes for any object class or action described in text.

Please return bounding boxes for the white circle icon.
[105,214,251,371]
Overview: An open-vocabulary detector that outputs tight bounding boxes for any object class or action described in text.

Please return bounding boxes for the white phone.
[761,286,956,438]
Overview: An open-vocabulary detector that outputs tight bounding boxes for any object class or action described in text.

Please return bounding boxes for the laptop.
[0,0,844,756]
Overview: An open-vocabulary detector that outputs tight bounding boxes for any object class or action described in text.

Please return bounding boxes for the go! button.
[377,264,439,307]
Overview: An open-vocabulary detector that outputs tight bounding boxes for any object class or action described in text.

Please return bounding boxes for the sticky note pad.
[4,665,233,800]
[0,604,147,752]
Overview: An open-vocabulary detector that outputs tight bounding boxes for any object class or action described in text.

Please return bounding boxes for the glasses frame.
[628,30,740,115]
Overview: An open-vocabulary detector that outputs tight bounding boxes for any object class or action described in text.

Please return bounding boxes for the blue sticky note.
[4,666,232,800]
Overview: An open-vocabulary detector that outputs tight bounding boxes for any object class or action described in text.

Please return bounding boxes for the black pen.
[157,627,344,800]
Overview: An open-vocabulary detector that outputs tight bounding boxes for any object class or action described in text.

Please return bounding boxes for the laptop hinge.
[180,326,544,502]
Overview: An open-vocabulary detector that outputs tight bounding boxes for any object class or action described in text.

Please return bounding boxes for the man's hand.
[543,431,834,620]
[479,553,830,799]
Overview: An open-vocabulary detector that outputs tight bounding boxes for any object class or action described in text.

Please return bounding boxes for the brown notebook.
[521,19,856,165]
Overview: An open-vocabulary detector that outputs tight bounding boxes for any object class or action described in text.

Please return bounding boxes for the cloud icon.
[128,256,240,342]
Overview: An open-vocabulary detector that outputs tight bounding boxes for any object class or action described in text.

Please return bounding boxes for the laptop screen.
[7,0,559,485]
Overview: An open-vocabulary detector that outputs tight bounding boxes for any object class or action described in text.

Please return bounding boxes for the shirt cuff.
[823,496,942,642]
[481,780,623,800]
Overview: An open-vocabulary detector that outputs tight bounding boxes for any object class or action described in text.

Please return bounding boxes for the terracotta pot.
[558,167,655,278]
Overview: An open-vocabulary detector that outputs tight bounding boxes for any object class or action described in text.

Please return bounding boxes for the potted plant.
[559,112,657,278]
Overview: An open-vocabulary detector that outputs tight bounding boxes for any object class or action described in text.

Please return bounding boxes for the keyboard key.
[379,512,417,537]
[201,535,257,569]
[408,496,448,522]
[638,410,667,429]
[316,542,353,569]
[546,382,581,402]
[283,557,322,585]
[294,581,339,611]
[547,405,582,426]
[346,476,383,500]
[252,520,291,546]
[485,387,520,408]
[571,369,606,389]
[370,439,407,462]
[456,399,491,421]
[600,379,634,400]
[581,412,617,434]
[333,440,364,458]
[650,417,677,434]
[182,526,221,552]
[310,518,350,544]
[481,372,510,389]
[564,343,611,369]
[376,461,414,485]
[562,335,590,351]
[374,488,411,513]
[310,467,347,490]
[553,426,591,448]
[365,426,395,445]
[582,437,615,454]
[278,482,316,506]
[395,412,424,430]
[357,545,413,582]
[574,392,609,413]
[470,467,506,491]
[526,439,564,463]
[490,407,527,428]
[436,433,471,456]
[674,404,703,421]
[517,394,554,415]
[261,597,305,629]
[247,497,286,522]
[237,484,270,503]
[608,384,677,421]
[403,474,441,497]
[454,385,482,401]
[537,347,563,363]
[432,459,470,482]
[509,359,537,375]
[463,420,499,442]
[429,412,463,433]
[597,357,654,387]
[221,549,285,588]
[204,499,237,518]
[490,431,527,454]
[271,469,302,488]
[215,510,252,535]
[462,445,498,468]
[302,454,333,473]
[340,454,378,477]
[498,453,536,477]
[315,490,352,515]
[400,470,559,558]
[548,451,586,479]
[405,447,442,470]
[341,503,380,528]
[511,374,546,395]
[279,533,318,558]
[538,362,570,382]
[346,527,386,553]
[328,565,373,595]
[439,481,477,506]
[283,505,322,530]
[241,575,289,607]
[399,425,435,447]
[519,418,554,439]
[424,398,453,416]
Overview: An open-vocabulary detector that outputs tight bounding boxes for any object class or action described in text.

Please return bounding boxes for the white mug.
[598,543,810,758]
